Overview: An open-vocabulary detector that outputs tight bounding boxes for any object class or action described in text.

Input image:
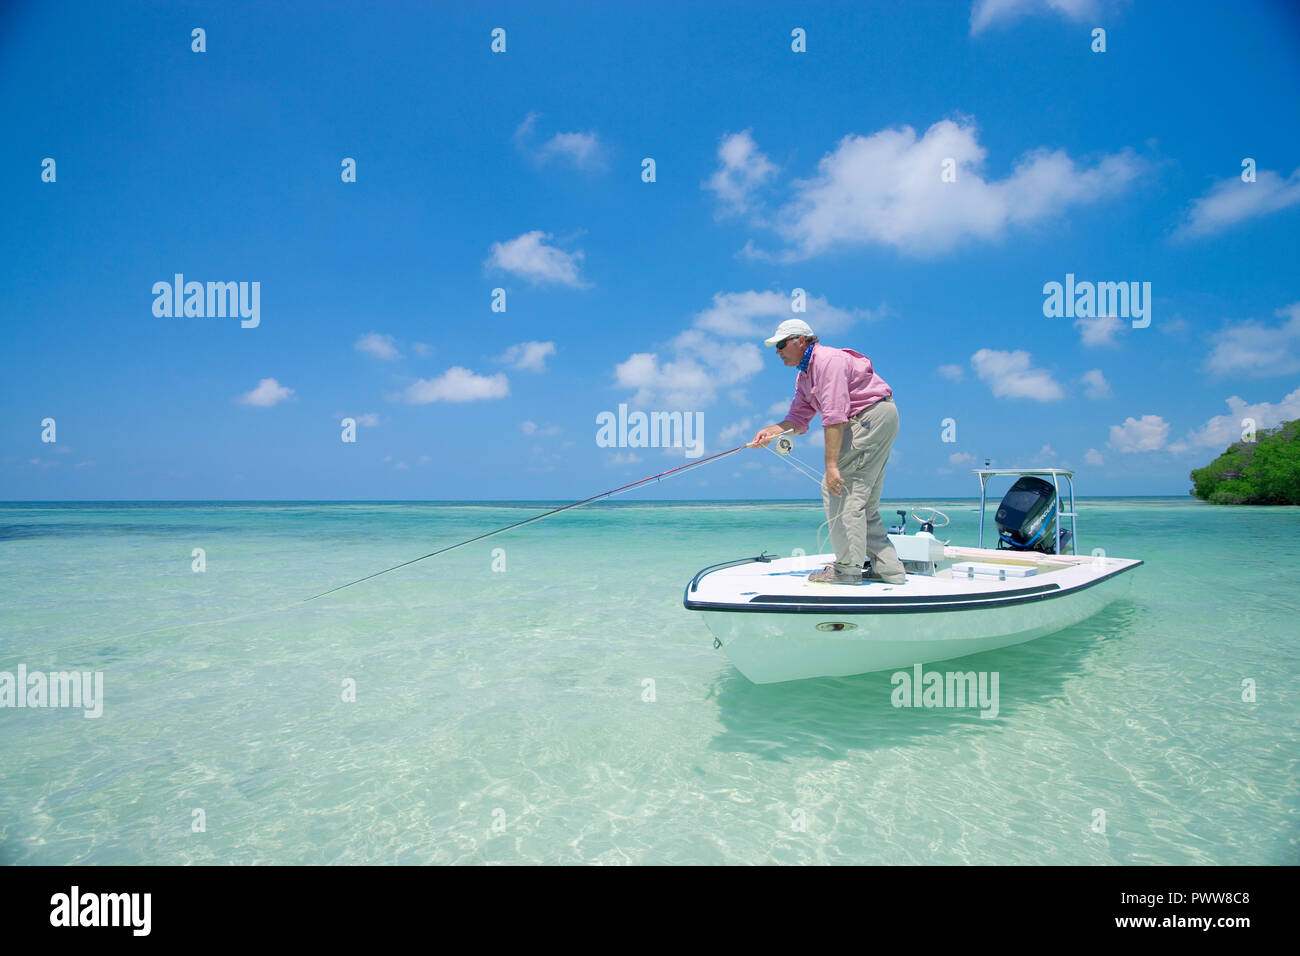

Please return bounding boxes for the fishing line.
[304,431,793,601]
[773,447,827,487]
[763,435,858,554]
[32,431,812,649]
[28,433,797,651]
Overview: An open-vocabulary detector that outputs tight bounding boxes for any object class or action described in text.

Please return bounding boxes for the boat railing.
[688,553,773,593]
[973,467,1078,556]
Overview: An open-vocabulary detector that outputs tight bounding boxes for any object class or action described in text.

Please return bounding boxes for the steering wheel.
[911,507,950,528]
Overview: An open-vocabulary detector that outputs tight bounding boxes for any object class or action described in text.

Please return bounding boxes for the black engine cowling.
[995,476,1062,553]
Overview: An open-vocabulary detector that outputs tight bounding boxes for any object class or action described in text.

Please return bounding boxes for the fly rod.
[305,430,794,601]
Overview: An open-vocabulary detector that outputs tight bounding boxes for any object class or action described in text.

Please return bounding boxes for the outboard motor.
[995,476,1060,554]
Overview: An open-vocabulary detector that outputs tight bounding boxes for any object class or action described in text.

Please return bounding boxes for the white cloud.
[753,120,1143,259]
[610,286,879,409]
[539,132,603,169]
[1080,368,1111,399]
[521,420,562,437]
[971,0,1099,33]
[1167,386,1300,453]
[355,332,401,360]
[1075,313,1125,348]
[614,333,765,409]
[614,353,662,392]
[719,418,756,444]
[1108,414,1169,452]
[679,330,765,379]
[1175,167,1300,240]
[1037,444,1057,459]
[692,289,868,339]
[498,341,556,372]
[767,400,791,417]
[513,112,539,142]
[514,112,605,170]
[938,364,965,383]
[607,452,643,466]
[486,231,587,287]
[949,452,973,465]
[237,378,294,407]
[1159,317,1189,338]
[401,367,509,404]
[413,342,432,357]
[704,130,778,217]
[333,411,379,427]
[1205,303,1300,379]
[971,349,1064,401]
[1084,448,1104,466]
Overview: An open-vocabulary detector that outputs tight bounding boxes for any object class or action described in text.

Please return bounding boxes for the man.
[751,319,905,585]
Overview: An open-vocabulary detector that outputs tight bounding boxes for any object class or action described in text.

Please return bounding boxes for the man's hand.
[824,463,844,496]
[750,424,785,448]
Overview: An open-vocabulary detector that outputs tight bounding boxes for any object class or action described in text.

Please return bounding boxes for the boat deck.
[686,548,1143,613]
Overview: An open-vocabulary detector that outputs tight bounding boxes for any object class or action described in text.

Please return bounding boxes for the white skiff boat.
[684,468,1142,683]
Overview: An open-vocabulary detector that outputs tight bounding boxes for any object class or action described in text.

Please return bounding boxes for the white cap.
[764,318,815,346]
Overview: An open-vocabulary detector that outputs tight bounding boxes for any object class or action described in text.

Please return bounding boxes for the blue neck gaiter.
[797,343,815,373]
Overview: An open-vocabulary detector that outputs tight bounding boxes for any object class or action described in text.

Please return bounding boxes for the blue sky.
[3,0,1299,500]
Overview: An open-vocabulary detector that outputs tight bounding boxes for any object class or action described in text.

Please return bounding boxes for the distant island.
[1190,419,1300,504]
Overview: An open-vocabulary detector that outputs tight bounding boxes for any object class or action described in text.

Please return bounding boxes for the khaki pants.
[823,398,904,578]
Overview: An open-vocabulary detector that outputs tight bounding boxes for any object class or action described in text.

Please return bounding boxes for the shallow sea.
[1,498,1296,864]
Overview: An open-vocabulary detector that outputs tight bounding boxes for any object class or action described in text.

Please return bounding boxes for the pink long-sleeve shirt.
[785,344,893,433]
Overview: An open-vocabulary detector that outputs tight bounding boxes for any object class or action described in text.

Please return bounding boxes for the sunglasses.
[774,337,794,350]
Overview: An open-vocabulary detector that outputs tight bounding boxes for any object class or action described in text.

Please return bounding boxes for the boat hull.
[686,552,1141,684]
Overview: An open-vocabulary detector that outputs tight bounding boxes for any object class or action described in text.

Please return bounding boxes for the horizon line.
[1,495,1202,504]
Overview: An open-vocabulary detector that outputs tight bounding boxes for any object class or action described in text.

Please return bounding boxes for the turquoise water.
[1,499,1297,865]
